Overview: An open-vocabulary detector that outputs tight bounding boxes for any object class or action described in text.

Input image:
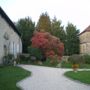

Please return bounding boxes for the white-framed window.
[16,44,19,53]
[9,42,14,54]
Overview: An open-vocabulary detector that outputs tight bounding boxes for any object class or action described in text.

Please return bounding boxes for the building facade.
[79,25,90,54]
[0,7,22,64]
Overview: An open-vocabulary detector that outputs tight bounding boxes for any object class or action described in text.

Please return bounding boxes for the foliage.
[65,23,80,55]
[42,58,51,66]
[61,54,90,68]
[31,31,64,62]
[16,17,35,53]
[28,46,42,60]
[2,54,14,66]
[51,19,79,55]
[17,54,30,64]
[36,12,52,33]
[16,14,80,56]
[0,66,31,90]
[51,17,66,43]
[61,60,90,68]
[51,21,80,55]
[42,58,58,67]
[68,54,84,64]
[15,13,80,56]
[64,71,90,84]
[51,17,66,55]
[82,54,90,64]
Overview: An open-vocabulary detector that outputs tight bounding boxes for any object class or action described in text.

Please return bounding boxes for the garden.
[62,54,90,84]
[0,31,64,90]
[1,13,90,89]
[1,37,90,90]
[61,54,90,69]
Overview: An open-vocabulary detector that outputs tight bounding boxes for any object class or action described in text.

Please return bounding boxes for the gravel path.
[17,65,90,90]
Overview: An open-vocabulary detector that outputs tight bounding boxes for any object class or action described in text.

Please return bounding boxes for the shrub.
[68,54,84,64]
[18,54,30,64]
[41,55,59,67]
[82,54,90,64]
[28,46,42,61]
[43,58,51,66]
[43,58,58,67]
[31,31,64,62]
[2,54,14,66]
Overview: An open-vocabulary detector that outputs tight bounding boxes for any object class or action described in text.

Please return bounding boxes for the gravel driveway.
[17,65,90,90]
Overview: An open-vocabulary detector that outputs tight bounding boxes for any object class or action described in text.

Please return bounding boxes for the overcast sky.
[0,0,90,32]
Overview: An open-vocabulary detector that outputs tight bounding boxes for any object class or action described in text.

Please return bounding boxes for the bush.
[43,58,58,67]
[43,58,51,66]
[82,54,90,64]
[18,54,30,64]
[2,54,14,66]
[31,32,64,61]
[28,46,42,61]
[68,54,84,64]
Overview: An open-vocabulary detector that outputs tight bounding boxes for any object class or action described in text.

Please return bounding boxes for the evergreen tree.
[16,17,35,53]
[51,17,66,43]
[65,23,80,55]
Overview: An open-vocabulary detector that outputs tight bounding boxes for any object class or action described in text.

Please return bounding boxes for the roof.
[0,7,21,37]
[79,25,90,35]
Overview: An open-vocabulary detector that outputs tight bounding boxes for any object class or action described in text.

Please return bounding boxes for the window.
[3,32,9,40]
[3,45,8,56]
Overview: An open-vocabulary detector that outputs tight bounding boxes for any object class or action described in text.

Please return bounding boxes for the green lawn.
[61,61,90,69]
[0,66,31,90]
[61,62,72,68]
[64,71,90,84]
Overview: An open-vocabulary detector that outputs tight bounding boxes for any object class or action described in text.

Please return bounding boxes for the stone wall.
[79,32,90,54]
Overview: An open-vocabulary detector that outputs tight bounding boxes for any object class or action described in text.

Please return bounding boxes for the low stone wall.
[20,53,30,57]
[62,56,69,62]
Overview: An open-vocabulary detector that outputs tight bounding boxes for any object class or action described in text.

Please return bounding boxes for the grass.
[61,61,90,69]
[0,66,31,90]
[61,62,72,68]
[64,71,90,84]
[42,59,58,67]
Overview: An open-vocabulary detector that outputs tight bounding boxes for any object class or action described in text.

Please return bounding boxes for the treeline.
[16,12,80,55]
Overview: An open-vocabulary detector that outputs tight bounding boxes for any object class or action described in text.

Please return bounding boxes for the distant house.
[79,25,90,54]
[0,7,22,64]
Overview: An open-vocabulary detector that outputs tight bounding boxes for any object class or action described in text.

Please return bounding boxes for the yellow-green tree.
[36,12,52,33]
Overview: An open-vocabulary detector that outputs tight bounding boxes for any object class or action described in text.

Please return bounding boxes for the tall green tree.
[51,17,66,43]
[16,17,35,53]
[65,23,80,55]
[36,12,51,33]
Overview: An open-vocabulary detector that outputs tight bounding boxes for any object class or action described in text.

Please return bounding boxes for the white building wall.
[0,15,22,63]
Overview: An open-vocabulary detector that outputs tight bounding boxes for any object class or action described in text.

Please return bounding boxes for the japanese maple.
[31,31,64,61]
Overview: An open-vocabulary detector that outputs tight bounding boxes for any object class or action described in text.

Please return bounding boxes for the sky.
[0,0,90,32]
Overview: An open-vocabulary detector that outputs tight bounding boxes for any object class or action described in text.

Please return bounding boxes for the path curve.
[17,65,90,90]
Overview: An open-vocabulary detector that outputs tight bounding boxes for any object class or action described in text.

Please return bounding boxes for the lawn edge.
[64,71,90,86]
[16,65,32,90]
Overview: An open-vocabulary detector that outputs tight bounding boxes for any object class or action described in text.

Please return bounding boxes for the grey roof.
[0,7,21,37]
[79,25,90,35]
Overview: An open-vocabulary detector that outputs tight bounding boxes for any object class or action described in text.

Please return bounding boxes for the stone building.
[0,7,22,64]
[79,25,90,54]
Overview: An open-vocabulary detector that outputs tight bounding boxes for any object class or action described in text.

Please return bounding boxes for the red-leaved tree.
[31,31,64,62]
